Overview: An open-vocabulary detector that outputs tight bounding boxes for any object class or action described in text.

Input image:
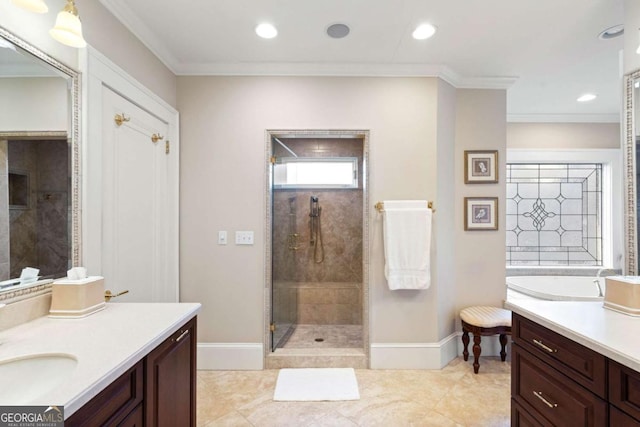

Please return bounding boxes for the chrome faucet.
[593,268,616,298]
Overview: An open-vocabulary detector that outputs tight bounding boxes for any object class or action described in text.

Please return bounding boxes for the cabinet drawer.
[512,344,607,426]
[513,314,606,398]
[610,405,640,426]
[66,361,143,427]
[610,360,640,421]
[511,399,547,427]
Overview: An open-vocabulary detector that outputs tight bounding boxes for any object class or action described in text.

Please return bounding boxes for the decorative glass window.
[273,157,358,189]
[506,163,602,266]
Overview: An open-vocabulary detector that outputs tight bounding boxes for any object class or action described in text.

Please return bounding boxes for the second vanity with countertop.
[0,302,200,424]
[505,299,640,426]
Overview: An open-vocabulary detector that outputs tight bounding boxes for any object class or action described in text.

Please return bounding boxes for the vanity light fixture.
[255,23,278,39]
[11,0,48,13]
[577,93,597,102]
[412,23,437,40]
[49,0,87,48]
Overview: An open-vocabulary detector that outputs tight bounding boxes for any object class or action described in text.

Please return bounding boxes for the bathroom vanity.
[505,300,640,426]
[0,302,200,424]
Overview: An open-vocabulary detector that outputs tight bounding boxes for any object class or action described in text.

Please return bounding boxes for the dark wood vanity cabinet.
[145,317,196,427]
[511,313,640,426]
[66,317,196,427]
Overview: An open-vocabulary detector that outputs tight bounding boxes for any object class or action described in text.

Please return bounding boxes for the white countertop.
[0,302,201,417]
[505,299,640,372]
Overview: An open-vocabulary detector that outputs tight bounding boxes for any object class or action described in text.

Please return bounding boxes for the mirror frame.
[0,27,81,299]
[624,69,640,275]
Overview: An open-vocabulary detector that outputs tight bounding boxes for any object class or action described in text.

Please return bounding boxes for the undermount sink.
[0,353,77,405]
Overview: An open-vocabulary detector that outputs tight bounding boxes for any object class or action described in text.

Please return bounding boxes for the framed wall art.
[464,150,498,183]
[464,197,498,230]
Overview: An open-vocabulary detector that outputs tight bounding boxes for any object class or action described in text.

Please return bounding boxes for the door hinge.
[270,156,276,165]
[165,140,170,154]
[270,323,276,332]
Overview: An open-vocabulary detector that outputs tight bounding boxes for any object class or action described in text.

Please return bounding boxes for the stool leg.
[499,334,508,362]
[472,334,482,374]
[462,330,470,361]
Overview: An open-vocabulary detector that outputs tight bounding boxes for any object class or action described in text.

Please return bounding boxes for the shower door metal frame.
[264,129,371,363]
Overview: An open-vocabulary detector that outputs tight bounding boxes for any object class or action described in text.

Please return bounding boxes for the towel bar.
[374,201,435,213]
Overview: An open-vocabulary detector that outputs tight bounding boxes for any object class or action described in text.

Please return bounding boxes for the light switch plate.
[235,231,254,245]
[218,231,227,245]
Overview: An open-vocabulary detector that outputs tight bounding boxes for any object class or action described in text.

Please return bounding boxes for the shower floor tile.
[282,324,362,348]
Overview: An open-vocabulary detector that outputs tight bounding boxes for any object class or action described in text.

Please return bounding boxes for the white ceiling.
[99,0,624,122]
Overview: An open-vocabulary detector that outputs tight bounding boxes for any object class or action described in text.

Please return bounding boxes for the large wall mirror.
[624,69,640,275]
[0,27,80,297]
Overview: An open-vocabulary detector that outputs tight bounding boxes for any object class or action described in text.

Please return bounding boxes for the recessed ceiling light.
[255,23,278,39]
[327,23,350,39]
[412,23,437,40]
[577,93,597,102]
[598,24,624,40]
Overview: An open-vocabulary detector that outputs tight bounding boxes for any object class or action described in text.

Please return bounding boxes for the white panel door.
[102,87,175,302]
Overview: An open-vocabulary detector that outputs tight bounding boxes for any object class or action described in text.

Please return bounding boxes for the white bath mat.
[273,368,360,401]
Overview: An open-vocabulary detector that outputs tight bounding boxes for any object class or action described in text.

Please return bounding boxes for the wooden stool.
[460,306,512,374]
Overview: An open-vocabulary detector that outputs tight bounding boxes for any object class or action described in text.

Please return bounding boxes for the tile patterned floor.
[197,357,511,426]
[282,324,363,349]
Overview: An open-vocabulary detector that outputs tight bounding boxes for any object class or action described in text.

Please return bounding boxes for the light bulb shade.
[11,0,48,13]
[50,9,87,48]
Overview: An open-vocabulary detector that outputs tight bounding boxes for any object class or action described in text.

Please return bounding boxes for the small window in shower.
[273,157,358,189]
[506,163,603,266]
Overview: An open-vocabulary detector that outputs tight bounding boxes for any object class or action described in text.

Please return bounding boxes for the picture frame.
[464,150,498,184]
[464,197,498,231]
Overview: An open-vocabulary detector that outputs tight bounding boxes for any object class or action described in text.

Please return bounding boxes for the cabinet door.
[145,318,196,427]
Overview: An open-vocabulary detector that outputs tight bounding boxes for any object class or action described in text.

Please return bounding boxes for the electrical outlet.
[235,231,254,245]
[218,231,227,245]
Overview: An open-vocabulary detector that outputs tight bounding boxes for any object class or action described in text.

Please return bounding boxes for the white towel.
[382,200,432,290]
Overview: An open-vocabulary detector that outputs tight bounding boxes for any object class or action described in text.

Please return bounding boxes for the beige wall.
[178,76,508,348]
[0,78,68,132]
[0,0,177,108]
[454,90,507,311]
[507,123,620,149]
[178,76,442,344]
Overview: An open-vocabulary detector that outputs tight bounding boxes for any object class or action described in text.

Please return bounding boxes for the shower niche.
[267,130,368,368]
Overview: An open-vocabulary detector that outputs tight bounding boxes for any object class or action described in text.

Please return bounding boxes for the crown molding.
[507,113,621,123]
[173,61,517,89]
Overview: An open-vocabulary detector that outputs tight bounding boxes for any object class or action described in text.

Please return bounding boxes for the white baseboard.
[370,333,459,369]
[371,332,510,370]
[197,343,264,370]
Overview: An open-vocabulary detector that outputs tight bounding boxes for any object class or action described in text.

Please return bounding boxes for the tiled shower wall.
[5,140,69,279]
[272,138,363,325]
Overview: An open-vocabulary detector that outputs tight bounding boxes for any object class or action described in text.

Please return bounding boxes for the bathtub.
[506,276,604,301]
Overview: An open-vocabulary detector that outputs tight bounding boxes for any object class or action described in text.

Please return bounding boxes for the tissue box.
[604,276,640,317]
[49,276,106,318]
